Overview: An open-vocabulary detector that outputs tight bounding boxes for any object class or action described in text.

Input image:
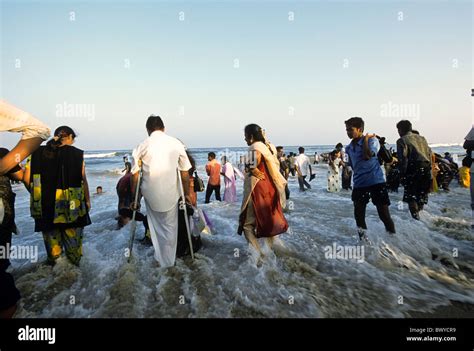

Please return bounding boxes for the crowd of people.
[0,98,472,318]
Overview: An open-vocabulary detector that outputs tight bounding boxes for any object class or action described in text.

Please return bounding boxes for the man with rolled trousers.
[396,120,432,220]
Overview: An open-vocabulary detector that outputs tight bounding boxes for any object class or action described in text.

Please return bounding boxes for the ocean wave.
[429,143,463,148]
[84,152,118,159]
[88,168,125,176]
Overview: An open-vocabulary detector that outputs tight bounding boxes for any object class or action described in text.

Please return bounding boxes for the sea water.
[8,145,474,317]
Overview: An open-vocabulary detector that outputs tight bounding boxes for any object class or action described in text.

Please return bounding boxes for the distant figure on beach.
[295,147,313,191]
[0,100,50,319]
[116,161,140,231]
[344,117,395,240]
[327,149,343,192]
[24,126,92,265]
[337,142,352,190]
[396,120,432,220]
[276,146,290,200]
[238,124,288,259]
[205,152,221,203]
[95,186,104,195]
[187,152,198,207]
[436,154,457,192]
[116,159,150,243]
[463,126,474,220]
[288,153,296,176]
[313,152,320,164]
[335,143,345,159]
[238,155,246,174]
[130,116,193,268]
[430,152,440,193]
[458,157,471,188]
[444,152,454,164]
[385,152,400,193]
[221,156,237,203]
[117,162,132,210]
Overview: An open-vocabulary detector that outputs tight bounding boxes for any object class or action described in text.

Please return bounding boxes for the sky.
[1,0,472,151]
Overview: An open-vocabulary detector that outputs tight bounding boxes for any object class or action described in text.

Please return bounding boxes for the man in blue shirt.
[345,117,396,239]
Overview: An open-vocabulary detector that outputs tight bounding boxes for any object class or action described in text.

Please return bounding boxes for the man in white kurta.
[131,116,192,268]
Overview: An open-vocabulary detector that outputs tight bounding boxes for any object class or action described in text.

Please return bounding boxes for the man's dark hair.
[298,147,305,154]
[344,117,364,131]
[396,120,412,135]
[335,143,343,150]
[97,186,102,190]
[146,115,165,132]
[276,146,284,152]
[208,152,216,158]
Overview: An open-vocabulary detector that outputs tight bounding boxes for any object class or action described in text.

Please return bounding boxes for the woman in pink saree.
[221,156,237,203]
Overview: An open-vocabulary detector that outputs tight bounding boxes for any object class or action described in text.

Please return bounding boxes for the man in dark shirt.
[396,120,432,220]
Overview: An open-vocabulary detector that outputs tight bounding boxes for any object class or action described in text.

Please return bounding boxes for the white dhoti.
[145,201,179,268]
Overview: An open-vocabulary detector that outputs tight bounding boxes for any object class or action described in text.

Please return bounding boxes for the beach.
[6,145,474,318]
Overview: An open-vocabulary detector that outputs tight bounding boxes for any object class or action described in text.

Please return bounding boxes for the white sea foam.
[7,149,474,317]
[84,152,117,159]
[429,143,463,148]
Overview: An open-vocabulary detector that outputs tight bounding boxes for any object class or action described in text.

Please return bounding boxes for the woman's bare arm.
[82,161,91,210]
[250,150,265,180]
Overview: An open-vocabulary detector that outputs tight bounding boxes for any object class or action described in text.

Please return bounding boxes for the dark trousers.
[205,184,221,203]
[354,202,395,234]
[0,228,20,311]
[0,228,12,271]
[298,175,311,191]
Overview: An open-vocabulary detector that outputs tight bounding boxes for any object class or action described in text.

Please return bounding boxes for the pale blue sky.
[1,0,472,150]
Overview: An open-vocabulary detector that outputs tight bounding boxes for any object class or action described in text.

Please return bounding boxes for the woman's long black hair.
[43,126,77,159]
[244,123,273,154]
[46,126,77,151]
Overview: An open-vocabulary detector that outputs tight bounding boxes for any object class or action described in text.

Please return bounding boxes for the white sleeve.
[131,143,144,174]
[177,143,192,171]
[0,100,51,140]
